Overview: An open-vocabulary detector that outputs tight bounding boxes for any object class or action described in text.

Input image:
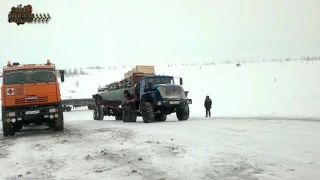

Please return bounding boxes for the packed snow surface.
[1,109,320,180]
[1,61,320,179]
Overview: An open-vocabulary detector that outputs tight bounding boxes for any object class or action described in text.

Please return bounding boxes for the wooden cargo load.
[124,65,155,79]
[133,65,155,74]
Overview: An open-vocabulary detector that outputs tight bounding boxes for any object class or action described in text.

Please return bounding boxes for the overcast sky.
[1,0,319,68]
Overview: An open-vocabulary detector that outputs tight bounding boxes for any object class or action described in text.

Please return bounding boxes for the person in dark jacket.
[204,95,212,117]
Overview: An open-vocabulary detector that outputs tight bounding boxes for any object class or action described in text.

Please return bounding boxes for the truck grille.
[165,87,182,97]
[158,86,187,99]
[15,96,48,105]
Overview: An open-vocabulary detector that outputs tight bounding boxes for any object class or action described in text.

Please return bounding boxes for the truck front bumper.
[153,99,192,107]
[2,106,62,124]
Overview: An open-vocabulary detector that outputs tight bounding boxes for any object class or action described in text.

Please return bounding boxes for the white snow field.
[1,60,320,180]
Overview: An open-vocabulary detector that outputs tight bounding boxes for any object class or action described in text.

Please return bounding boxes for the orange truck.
[1,60,65,137]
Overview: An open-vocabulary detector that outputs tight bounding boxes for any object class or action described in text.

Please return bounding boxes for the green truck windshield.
[4,69,56,85]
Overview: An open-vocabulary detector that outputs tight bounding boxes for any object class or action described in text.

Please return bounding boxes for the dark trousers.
[206,108,211,117]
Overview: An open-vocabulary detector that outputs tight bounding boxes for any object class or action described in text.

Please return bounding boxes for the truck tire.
[141,102,155,123]
[122,106,130,122]
[66,106,72,112]
[115,112,123,120]
[176,104,190,121]
[155,114,167,122]
[88,105,95,110]
[122,105,136,122]
[122,105,133,122]
[128,107,137,122]
[2,122,15,137]
[93,105,104,120]
[53,116,64,131]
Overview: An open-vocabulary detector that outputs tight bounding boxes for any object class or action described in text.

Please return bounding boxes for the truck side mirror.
[185,91,189,96]
[59,70,65,82]
[179,78,183,85]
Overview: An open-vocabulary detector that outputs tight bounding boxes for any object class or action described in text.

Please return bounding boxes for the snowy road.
[1,109,320,180]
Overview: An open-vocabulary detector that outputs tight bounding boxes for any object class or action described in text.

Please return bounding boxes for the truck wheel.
[155,114,167,122]
[93,106,104,120]
[93,106,98,120]
[141,102,155,123]
[115,113,123,120]
[88,105,95,110]
[122,105,130,122]
[122,105,136,122]
[53,116,64,131]
[122,108,129,122]
[176,104,190,121]
[128,106,137,122]
[2,122,15,137]
[66,106,72,112]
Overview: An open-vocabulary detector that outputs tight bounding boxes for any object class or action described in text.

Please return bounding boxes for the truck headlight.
[157,101,162,105]
[49,108,57,113]
[8,112,15,117]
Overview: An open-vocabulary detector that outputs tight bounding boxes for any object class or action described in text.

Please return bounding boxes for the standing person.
[204,95,212,117]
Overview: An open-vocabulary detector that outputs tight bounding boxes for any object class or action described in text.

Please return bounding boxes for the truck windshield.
[4,69,56,85]
[146,77,173,86]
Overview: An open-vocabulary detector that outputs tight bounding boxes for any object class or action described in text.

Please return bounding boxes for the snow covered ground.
[1,60,320,179]
[1,110,320,180]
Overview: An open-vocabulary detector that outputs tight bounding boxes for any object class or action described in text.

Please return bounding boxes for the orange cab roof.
[3,64,55,72]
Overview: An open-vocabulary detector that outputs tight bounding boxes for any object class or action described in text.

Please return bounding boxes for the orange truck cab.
[1,60,65,137]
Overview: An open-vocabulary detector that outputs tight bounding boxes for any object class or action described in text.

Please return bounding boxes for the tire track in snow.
[0,135,14,159]
[59,125,172,180]
[0,124,174,180]
[0,127,72,180]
